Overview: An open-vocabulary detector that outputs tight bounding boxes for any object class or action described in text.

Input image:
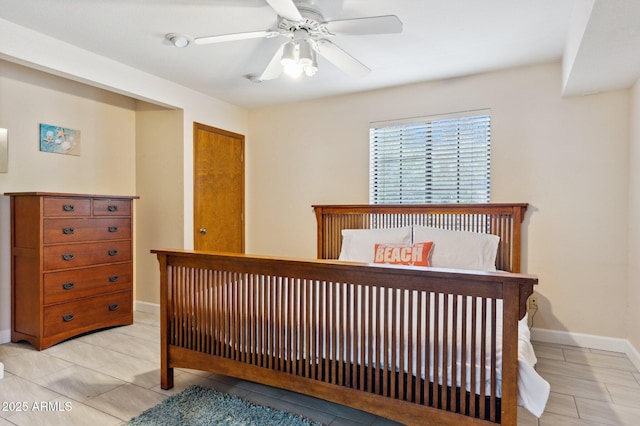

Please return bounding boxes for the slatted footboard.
[153,250,536,426]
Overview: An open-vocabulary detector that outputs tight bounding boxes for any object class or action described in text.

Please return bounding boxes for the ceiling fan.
[166,0,402,82]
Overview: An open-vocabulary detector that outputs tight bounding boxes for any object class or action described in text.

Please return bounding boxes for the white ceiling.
[0,0,638,109]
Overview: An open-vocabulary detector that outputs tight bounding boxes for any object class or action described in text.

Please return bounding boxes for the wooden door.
[194,123,244,253]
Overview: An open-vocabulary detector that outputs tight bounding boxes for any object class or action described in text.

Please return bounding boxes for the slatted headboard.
[313,203,528,273]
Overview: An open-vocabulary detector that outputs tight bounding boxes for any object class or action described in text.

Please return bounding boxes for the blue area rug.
[127,384,322,426]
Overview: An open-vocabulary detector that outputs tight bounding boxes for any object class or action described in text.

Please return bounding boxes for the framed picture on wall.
[39,123,81,156]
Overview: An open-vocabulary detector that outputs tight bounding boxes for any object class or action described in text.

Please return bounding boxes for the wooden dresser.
[6,192,138,350]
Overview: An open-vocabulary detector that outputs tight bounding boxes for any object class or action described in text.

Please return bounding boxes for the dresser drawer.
[44,218,131,244]
[44,291,132,337]
[44,240,131,270]
[43,198,91,217]
[44,263,132,305]
[92,199,131,216]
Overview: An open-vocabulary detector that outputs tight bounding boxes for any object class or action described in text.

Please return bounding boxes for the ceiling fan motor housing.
[277,6,329,39]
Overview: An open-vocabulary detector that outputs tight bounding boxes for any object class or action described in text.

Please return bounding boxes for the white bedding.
[517,315,550,417]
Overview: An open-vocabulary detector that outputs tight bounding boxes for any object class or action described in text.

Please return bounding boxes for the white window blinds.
[369,112,491,204]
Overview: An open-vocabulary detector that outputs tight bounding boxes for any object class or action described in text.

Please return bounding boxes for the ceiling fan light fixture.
[281,41,303,77]
[304,52,318,76]
[285,64,304,78]
[298,40,313,67]
[280,39,318,78]
[281,41,297,65]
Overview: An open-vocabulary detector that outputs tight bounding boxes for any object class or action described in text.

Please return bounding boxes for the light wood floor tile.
[83,383,166,422]
[517,405,539,425]
[74,327,130,347]
[589,348,627,358]
[543,372,612,402]
[532,342,565,361]
[536,357,640,388]
[32,364,125,402]
[44,339,124,370]
[0,342,33,359]
[576,396,640,426]
[133,311,161,326]
[2,351,74,381]
[89,349,159,388]
[563,350,637,372]
[539,411,605,425]
[544,392,579,418]
[101,334,160,363]
[111,322,160,343]
[561,346,593,354]
[606,383,640,407]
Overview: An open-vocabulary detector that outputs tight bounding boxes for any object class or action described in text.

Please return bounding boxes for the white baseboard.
[625,340,640,373]
[135,300,160,315]
[0,329,10,345]
[531,327,640,372]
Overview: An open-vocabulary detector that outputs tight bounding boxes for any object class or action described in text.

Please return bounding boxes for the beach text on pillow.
[373,242,433,266]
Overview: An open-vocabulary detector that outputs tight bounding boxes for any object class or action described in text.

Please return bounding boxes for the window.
[369,111,491,204]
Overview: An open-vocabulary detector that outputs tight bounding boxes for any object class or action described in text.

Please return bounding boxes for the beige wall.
[247,62,631,340]
[134,102,184,305]
[628,80,640,351]
[0,60,137,336]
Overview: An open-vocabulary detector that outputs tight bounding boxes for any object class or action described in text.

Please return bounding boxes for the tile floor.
[0,311,639,425]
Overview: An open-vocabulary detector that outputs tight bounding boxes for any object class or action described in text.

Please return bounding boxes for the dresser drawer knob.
[108,275,119,283]
[108,205,118,212]
[62,282,75,290]
[108,226,118,233]
[62,253,75,261]
[62,204,75,212]
[62,314,75,322]
[108,304,119,311]
[108,250,118,256]
[62,227,75,235]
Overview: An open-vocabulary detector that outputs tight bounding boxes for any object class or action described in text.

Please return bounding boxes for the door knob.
[199,228,207,234]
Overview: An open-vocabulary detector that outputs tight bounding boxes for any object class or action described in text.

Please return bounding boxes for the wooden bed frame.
[153,203,536,425]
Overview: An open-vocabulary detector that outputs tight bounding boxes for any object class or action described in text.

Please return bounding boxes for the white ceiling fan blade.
[316,39,370,78]
[325,15,403,35]
[265,0,302,21]
[257,44,285,81]
[194,30,273,45]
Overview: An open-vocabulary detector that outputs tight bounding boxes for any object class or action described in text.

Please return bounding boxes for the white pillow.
[413,226,499,271]
[338,227,412,263]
